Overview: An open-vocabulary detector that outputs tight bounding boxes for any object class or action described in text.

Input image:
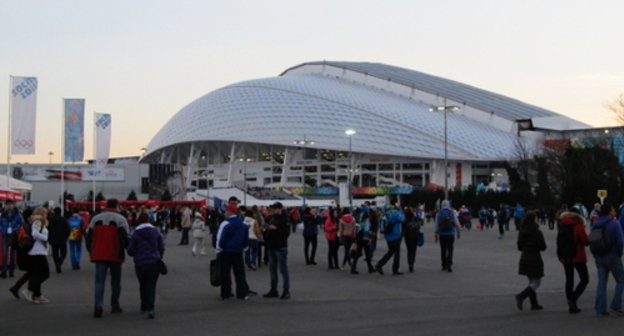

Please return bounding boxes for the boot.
[263,288,279,298]
[0,271,6,279]
[515,287,531,311]
[568,299,581,314]
[529,289,543,311]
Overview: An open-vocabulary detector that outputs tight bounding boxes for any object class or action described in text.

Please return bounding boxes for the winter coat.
[216,215,249,253]
[47,214,70,246]
[180,208,192,228]
[264,212,290,250]
[302,214,320,237]
[191,218,206,239]
[87,209,129,263]
[558,212,589,263]
[592,216,624,258]
[324,217,338,241]
[339,215,356,238]
[517,224,547,278]
[127,223,165,266]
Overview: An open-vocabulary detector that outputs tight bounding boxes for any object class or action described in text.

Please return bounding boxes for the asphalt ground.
[1,221,622,335]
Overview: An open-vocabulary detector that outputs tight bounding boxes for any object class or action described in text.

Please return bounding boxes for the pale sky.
[1,0,623,163]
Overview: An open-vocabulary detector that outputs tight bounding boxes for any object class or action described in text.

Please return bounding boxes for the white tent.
[0,174,32,192]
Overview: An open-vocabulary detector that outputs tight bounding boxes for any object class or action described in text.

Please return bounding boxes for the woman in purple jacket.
[127,212,165,319]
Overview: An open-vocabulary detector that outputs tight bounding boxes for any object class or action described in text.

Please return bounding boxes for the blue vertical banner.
[64,99,85,162]
[613,136,624,165]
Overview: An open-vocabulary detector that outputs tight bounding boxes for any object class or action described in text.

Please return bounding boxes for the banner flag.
[10,76,38,155]
[64,99,85,162]
[94,113,111,171]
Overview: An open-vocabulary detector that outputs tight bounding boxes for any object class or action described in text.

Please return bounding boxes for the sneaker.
[263,289,279,298]
[22,289,34,302]
[310,261,317,265]
[597,312,610,317]
[111,306,123,314]
[94,306,103,318]
[238,296,250,301]
[248,290,258,296]
[350,269,359,274]
[147,311,155,319]
[9,287,19,299]
[409,265,414,273]
[35,295,50,303]
[610,310,624,317]
[375,265,384,275]
[392,271,404,276]
[447,267,453,273]
[280,290,291,300]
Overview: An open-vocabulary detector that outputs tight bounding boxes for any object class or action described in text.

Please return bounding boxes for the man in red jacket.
[558,208,590,314]
[87,199,129,318]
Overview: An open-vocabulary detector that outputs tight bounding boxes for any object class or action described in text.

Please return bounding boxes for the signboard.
[597,189,608,204]
[9,166,124,182]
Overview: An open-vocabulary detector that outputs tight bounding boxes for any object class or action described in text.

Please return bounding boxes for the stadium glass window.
[402,163,423,170]
[321,164,335,172]
[272,166,282,174]
[379,164,394,171]
[305,166,317,173]
[403,174,424,187]
[362,164,376,171]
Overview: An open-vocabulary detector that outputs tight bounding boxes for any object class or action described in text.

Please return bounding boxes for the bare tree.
[605,93,624,125]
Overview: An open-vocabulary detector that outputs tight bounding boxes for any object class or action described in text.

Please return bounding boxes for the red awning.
[0,187,22,201]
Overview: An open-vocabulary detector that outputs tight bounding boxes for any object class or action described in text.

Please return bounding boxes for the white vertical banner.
[10,76,38,155]
[94,113,111,170]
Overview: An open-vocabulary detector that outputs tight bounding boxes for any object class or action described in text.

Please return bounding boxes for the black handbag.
[210,257,221,287]
[157,259,168,275]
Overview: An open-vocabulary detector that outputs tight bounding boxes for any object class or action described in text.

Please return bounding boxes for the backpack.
[438,210,454,233]
[405,218,421,239]
[10,223,34,252]
[556,225,576,259]
[589,224,613,256]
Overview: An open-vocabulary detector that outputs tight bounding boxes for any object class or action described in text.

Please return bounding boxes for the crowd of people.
[2,196,624,319]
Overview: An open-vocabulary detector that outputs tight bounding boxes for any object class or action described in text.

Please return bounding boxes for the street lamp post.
[429,101,460,201]
[294,135,315,207]
[345,129,356,208]
[239,157,252,206]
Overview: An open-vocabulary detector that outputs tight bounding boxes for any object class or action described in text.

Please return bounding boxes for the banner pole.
[61,98,65,216]
[7,76,12,190]
[93,112,96,212]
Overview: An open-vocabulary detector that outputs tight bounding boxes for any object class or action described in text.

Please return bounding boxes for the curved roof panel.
[144,73,524,162]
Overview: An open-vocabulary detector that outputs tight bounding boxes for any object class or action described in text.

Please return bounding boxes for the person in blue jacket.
[216,204,249,300]
[514,203,525,231]
[374,204,404,275]
[1,200,24,278]
[435,200,461,272]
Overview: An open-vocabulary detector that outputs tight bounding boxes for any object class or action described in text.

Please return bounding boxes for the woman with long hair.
[338,208,357,269]
[324,207,340,269]
[22,207,51,303]
[515,211,547,311]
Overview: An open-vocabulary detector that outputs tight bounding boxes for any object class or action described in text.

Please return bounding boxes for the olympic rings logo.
[13,139,34,149]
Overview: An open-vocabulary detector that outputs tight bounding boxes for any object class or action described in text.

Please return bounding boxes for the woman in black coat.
[515,211,547,311]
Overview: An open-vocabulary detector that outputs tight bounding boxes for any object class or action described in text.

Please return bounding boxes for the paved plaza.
[1,222,622,335]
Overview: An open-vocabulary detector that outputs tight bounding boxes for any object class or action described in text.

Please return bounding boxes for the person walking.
[1,200,24,278]
[216,204,249,300]
[324,207,340,270]
[351,210,374,274]
[338,208,357,269]
[435,200,461,272]
[178,206,192,245]
[22,207,51,303]
[302,207,320,265]
[403,207,421,273]
[191,214,206,256]
[67,209,85,270]
[87,199,130,318]
[263,202,291,300]
[515,211,547,311]
[127,212,165,318]
[590,203,624,316]
[374,205,405,275]
[557,208,589,314]
[48,207,70,274]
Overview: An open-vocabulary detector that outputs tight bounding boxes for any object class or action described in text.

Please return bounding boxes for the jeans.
[68,240,82,267]
[351,240,373,272]
[27,255,49,297]
[439,235,455,269]
[303,235,318,264]
[245,239,259,267]
[1,236,16,273]
[94,261,122,308]
[370,235,378,259]
[51,243,68,270]
[528,277,541,291]
[341,236,354,267]
[564,262,589,303]
[405,238,418,267]
[327,239,340,268]
[594,254,624,314]
[180,228,190,245]
[376,239,401,273]
[135,263,159,312]
[269,248,290,290]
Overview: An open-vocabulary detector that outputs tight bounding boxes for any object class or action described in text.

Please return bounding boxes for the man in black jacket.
[263,202,291,300]
[48,207,70,273]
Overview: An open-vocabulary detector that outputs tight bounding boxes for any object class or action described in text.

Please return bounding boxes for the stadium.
[139,61,590,205]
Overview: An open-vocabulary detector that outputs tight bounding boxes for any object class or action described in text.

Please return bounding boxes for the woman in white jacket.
[191,215,206,256]
[24,207,51,303]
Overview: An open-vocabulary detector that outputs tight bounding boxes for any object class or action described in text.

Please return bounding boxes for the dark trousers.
[351,241,373,272]
[439,235,455,269]
[405,238,418,267]
[27,255,49,297]
[179,228,190,245]
[257,241,268,266]
[135,263,160,312]
[370,235,378,259]
[220,252,248,299]
[564,262,589,302]
[94,261,122,308]
[51,243,67,271]
[498,220,505,236]
[376,239,401,273]
[303,235,318,264]
[327,239,340,268]
[341,236,354,266]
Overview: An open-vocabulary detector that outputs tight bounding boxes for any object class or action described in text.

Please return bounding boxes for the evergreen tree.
[127,190,138,201]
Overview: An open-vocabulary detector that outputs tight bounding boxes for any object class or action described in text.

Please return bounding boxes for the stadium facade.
[140,61,592,202]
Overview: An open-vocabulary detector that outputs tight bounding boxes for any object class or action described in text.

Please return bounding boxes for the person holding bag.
[127,212,165,319]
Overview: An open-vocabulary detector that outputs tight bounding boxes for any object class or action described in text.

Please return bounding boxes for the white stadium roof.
[142,61,589,163]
